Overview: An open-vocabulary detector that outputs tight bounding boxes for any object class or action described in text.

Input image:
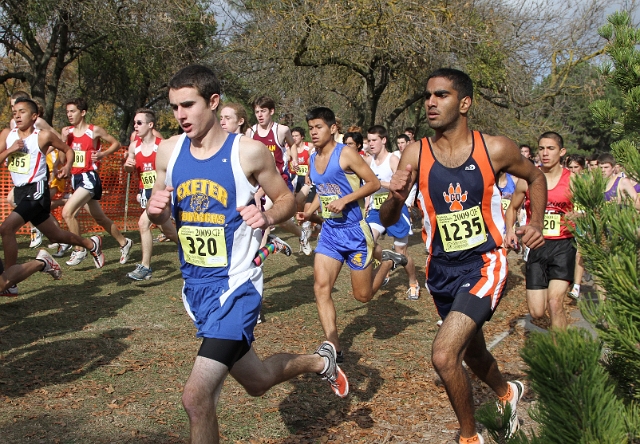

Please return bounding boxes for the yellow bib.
[436,206,487,252]
[7,152,30,174]
[297,165,309,176]
[372,192,388,210]
[140,171,156,189]
[320,195,343,219]
[178,226,228,267]
[73,150,86,168]
[543,213,561,237]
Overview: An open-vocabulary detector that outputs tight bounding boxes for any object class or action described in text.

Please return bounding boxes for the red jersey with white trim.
[250,123,290,184]
[134,137,161,190]
[417,131,505,262]
[5,128,47,186]
[67,124,98,175]
[525,167,573,239]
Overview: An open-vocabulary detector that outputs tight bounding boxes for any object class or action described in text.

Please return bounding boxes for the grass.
[0,230,535,443]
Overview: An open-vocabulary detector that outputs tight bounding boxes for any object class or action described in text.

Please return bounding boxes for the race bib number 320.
[436,205,487,252]
[178,226,227,267]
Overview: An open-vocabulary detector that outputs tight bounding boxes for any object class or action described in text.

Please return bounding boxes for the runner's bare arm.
[618,177,638,202]
[296,195,320,222]
[146,136,180,225]
[93,126,121,159]
[487,135,545,249]
[280,125,297,170]
[238,138,295,229]
[504,179,528,249]
[0,129,25,164]
[0,128,9,153]
[123,144,137,173]
[379,141,420,226]
[40,130,73,178]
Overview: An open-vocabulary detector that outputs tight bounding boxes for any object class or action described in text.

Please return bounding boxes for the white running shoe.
[37,249,62,280]
[499,380,525,439]
[30,228,43,248]
[66,249,87,266]
[90,236,105,269]
[120,238,133,264]
[300,230,312,256]
[406,284,420,300]
[127,264,152,280]
[0,285,18,297]
[53,243,72,258]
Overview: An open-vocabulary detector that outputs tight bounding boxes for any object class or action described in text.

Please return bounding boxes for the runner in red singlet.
[246,96,311,254]
[60,98,133,267]
[506,132,575,330]
[123,109,177,280]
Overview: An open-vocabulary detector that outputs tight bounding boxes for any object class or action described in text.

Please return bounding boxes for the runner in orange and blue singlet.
[380,69,546,444]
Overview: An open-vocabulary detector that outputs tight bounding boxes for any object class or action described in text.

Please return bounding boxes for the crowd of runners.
[2,65,639,444]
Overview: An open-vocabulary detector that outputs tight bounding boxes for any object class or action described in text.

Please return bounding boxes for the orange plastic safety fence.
[0,147,143,236]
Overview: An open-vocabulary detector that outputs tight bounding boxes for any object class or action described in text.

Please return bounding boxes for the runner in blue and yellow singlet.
[146,66,348,443]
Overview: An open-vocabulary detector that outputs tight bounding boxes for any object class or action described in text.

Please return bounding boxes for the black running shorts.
[14,180,51,226]
[525,237,576,289]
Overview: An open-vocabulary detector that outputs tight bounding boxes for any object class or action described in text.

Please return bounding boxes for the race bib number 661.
[178,226,227,267]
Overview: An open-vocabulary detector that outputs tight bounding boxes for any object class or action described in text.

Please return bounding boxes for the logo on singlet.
[191,194,210,213]
[351,253,364,268]
[443,183,468,212]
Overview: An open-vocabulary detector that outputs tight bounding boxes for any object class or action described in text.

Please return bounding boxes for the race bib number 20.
[543,213,561,237]
[178,226,227,267]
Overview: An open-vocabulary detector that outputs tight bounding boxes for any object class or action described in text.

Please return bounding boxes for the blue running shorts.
[182,277,262,343]
[315,220,374,270]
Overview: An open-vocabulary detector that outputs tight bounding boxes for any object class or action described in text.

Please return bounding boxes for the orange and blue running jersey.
[417,131,505,262]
